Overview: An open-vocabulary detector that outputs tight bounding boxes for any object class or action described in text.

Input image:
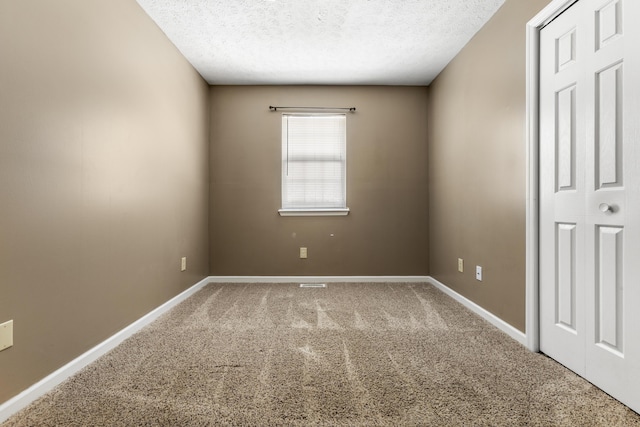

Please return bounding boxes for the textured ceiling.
[135,0,506,86]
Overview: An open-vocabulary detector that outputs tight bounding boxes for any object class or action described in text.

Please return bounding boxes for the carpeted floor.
[4,282,640,426]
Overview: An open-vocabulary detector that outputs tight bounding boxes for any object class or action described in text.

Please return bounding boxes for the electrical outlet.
[458,258,464,273]
[476,266,483,281]
[181,257,187,272]
[0,320,13,351]
[300,247,308,259]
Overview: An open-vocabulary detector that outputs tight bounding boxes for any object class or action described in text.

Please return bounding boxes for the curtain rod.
[269,106,356,112]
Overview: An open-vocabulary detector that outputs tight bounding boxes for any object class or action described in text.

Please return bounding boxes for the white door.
[540,0,640,413]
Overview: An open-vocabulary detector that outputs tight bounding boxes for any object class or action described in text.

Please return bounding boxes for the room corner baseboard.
[210,276,528,347]
[426,276,528,347]
[207,275,431,283]
[0,276,211,424]
[0,274,526,423]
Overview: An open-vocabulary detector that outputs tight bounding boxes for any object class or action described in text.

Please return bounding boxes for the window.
[279,114,349,216]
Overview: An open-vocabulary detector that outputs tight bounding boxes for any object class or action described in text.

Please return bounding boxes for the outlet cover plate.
[476,266,483,281]
[0,320,13,351]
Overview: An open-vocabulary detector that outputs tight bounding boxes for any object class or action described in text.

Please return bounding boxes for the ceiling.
[135,0,506,86]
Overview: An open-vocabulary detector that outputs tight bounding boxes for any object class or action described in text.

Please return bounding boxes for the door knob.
[599,203,613,213]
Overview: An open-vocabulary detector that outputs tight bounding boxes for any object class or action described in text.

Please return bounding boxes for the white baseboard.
[1,274,527,423]
[0,276,211,424]
[426,276,528,346]
[206,276,528,346]
[212,276,527,346]
[208,275,431,283]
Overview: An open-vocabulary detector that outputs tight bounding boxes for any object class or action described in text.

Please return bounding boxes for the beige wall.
[209,86,429,276]
[0,0,210,404]
[427,0,551,332]
[0,0,555,408]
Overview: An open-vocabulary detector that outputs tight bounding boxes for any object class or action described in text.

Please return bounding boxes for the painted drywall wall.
[0,0,210,404]
[427,0,552,332]
[209,86,429,276]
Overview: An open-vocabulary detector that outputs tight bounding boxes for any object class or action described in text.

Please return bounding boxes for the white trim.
[525,0,580,353]
[1,273,528,423]
[530,0,579,29]
[211,276,526,346]
[278,208,350,216]
[525,12,541,353]
[208,275,430,283]
[0,277,211,424]
[427,277,528,347]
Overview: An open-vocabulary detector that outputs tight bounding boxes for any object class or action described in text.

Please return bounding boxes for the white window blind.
[281,114,347,213]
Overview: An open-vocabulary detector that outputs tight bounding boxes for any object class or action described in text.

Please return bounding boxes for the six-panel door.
[540,0,640,413]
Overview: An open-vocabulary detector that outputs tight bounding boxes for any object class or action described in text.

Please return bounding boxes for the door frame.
[525,0,580,352]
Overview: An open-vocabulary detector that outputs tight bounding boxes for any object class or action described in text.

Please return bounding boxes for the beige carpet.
[4,282,640,426]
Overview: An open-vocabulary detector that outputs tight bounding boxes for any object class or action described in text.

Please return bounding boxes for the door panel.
[595,225,623,354]
[595,0,622,49]
[595,62,623,189]
[556,85,577,191]
[540,0,587,376]
[540,0,640,413]
[556,223,577,331]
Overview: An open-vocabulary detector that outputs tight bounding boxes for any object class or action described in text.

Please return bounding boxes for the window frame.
[278,113,350,217]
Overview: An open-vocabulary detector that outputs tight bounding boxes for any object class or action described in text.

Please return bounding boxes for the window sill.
[278,208,350,217]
